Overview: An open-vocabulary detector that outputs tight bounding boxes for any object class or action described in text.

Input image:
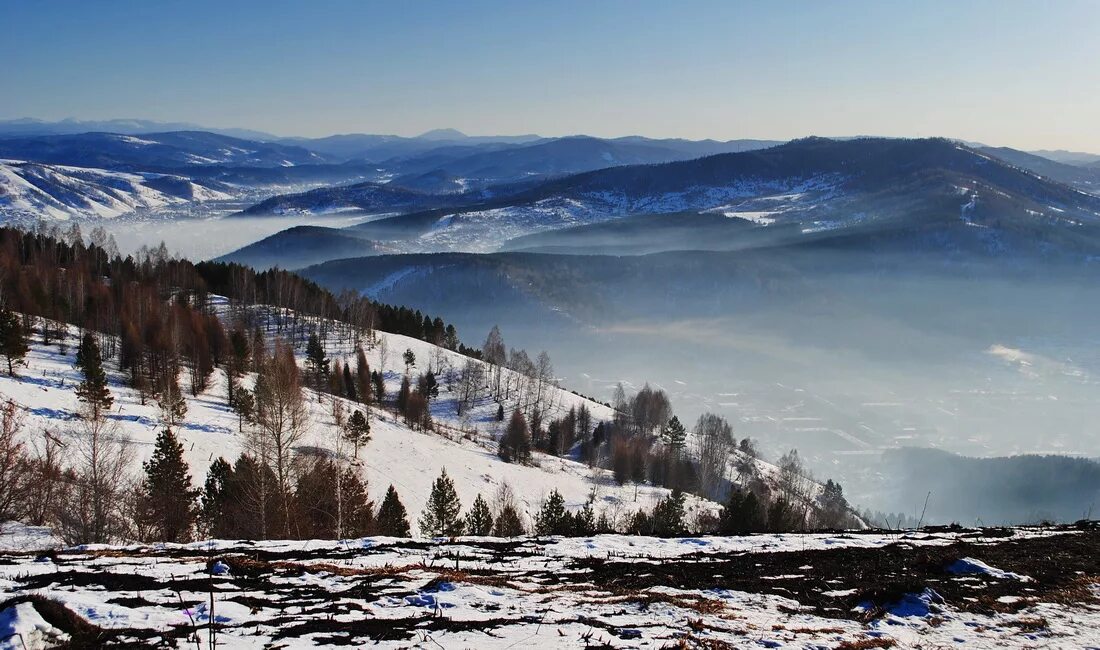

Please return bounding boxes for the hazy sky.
[4,0,1098,151]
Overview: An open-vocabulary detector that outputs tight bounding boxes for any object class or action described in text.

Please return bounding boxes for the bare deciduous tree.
[694,412,734,501]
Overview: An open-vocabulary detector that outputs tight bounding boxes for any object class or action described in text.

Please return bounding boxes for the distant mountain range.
[0,117,277,141]
[224,137,1100,268]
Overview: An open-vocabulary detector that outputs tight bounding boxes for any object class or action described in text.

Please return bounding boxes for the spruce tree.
[535,489,568,536]
[138,429,200,542]
[75,332,113,419]
[345,409,371,459]
[651,489,688,537]
[0,309,28,376]
[376,485,410,537]
[402,348,415,374]
[662,416,687,453]
[464,493,494,536]
[419,468,463,537]
[200,457,233,538]
[305,332,329,385]
[492,504,526,537]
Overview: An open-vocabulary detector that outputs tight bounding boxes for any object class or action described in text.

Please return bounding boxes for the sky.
[3,0,1099,151]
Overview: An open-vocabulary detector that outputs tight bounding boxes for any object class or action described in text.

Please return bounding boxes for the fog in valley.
[303,248,1100,525]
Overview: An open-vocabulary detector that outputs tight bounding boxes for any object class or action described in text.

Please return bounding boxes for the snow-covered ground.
[0,301,711,530]
[0,160,230,222]
[0,525,1095,648]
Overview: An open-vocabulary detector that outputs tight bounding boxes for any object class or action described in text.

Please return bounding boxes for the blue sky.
[3,0,1098,150]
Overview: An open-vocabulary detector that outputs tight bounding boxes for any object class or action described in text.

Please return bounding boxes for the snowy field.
[0,525,1096,648]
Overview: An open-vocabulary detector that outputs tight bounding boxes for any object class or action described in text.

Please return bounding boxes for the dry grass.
[835,637,897,650]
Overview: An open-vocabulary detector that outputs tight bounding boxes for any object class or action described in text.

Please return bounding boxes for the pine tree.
[375,485,410,537]
[157,370,187,427]
[464,493,494,536]
[200,457,233,538]
[498,409,532,464]
[492,504,526,537]
[574,497,597,536]
[416,370,438,401]
[402,348,415,374]
[651,489,688,537]
[535,489,568,536]
[371,370,385,404]
[345,409,371,459]
[231,387,254,433]
[137,429,199,542]
[305,332,329,385]
[817,480,850,529]
[75,332,113,419]
[0,310,28,376]
[662,416,687,453]
[419,468,463,537]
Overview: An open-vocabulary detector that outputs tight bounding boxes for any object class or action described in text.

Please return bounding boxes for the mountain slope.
[0,160,231,221]
[279,137,1100,257]
[0,131,326,169]
[384,135,782,192]
[980,146,1100,194]
[0,305,718,529]
[216,225,379,269]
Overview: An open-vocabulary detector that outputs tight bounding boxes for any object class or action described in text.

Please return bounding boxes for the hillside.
[0,160,231,222]
[228,137,1100,261]
[0,131,326,169]
[0,303,721,529]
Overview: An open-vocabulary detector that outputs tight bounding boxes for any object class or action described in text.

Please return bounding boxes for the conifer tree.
[492,504,526,537]
[305,333,329,383]
[231,387,254,432]
[371,370,385,405]
[354,348,371,404]
[419,468,463,537]
[651,489,688,537]
[75,332,113,419]
[345,409,371,459]
[402,348,415,374]
[464,493,494,536]
[157,370,187,427]
[137,429,199,542]
[535,489,569,536]
[416,370,438,401]
[498,409,532,464]
[662,416,687,453]
[200,457,233,538]
[574,497,597,536]
[396,375,411,414]
[375,485,410,537]
[0,309,28,376]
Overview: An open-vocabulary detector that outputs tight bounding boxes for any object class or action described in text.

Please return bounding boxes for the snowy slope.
[0,304,714,534]
[0,160,231,222]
